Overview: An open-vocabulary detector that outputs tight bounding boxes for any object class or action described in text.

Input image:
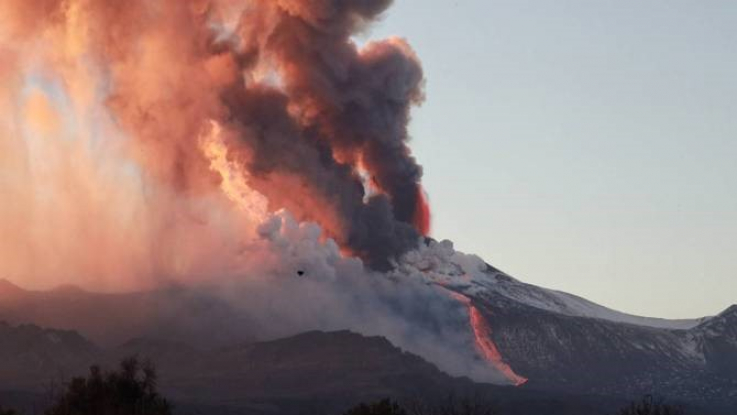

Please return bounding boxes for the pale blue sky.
[369,0,736,318]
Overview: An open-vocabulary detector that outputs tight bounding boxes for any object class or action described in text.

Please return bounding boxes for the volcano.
[0,247,735,414]
[0,1,734,414]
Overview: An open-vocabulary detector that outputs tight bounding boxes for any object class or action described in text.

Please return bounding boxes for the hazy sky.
[368,0,736,319]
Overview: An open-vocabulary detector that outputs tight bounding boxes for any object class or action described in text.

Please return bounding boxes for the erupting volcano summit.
[0,0,537,389]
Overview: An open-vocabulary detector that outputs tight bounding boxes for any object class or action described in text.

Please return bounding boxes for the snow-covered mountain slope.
[397,240,708,329]
[468,272,704,330]
[395,240,737,408]
[694,305,737,379]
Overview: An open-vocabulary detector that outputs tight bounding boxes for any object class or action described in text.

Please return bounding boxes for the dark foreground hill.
[0,321,727,415]
[0,276,735,414]
[0,321,618,415]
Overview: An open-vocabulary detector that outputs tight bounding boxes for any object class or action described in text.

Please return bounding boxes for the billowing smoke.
[0,0,519,385]
[1,0,426,270]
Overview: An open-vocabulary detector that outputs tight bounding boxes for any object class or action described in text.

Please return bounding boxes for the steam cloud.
[0,0,513,385]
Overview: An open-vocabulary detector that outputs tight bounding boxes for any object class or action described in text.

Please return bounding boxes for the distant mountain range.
[0,270,734,414]
[0,278,257,348]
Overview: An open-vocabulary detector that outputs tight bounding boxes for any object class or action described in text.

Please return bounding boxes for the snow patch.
[396,239,704,330]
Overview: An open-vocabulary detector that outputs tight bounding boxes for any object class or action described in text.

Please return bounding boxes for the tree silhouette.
[406,395,498,415]
[344,399,407,415]
[617,395,684,415]
[45,357,172,415]
[344,396,498,415]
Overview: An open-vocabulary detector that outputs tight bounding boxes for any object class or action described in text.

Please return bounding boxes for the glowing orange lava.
[468,304,528,386]
[413,186,432,236]
[446,290,527,386]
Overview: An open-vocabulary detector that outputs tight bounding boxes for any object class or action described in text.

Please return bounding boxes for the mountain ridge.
[0,270,734,413]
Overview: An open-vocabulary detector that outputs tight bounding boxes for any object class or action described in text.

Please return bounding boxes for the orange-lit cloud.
[0,0,429,288]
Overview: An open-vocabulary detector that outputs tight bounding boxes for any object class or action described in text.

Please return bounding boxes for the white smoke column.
[192,211,510,384]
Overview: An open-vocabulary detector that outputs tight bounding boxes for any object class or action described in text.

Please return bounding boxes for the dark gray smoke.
[214,0,429,268]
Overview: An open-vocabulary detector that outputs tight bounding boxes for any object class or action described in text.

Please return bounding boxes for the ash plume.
[0,0,427,270]
[0,0,515,386]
